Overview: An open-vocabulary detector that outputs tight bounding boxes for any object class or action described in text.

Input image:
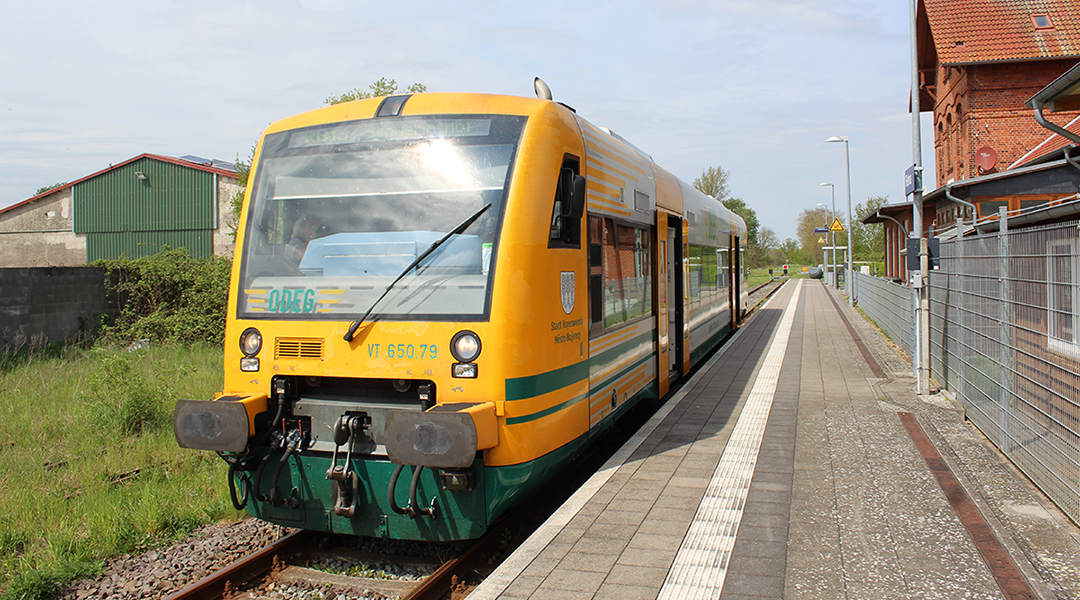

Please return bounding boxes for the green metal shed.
[73,154,233,261]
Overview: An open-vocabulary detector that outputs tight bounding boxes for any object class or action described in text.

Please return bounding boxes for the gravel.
[58,518,284,600]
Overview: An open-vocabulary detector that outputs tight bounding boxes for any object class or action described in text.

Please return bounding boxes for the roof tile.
[925,0,1080,64]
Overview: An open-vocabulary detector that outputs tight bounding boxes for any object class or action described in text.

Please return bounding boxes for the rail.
[163,529,318,600]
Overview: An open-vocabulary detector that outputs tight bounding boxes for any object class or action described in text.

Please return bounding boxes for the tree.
[35,182,66,196]
[852,195,888,262]
[325,77,427,106]
[756,226,780,266]
[795,206,834,265]
[692,166,765,266]
[779,238,809,265]
[720,197,759,248]
[693,166,731,201]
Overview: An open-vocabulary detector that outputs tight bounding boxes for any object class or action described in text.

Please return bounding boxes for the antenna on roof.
[534,78,553,101]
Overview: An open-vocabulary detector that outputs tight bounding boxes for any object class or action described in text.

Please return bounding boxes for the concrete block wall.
[0,267,114,350]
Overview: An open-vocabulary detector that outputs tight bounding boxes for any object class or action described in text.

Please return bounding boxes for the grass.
[747,265,814,288]
[0,343,240,599]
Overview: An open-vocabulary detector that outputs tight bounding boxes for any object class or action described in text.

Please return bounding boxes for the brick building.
[867,1,1080,280]
[917,0,1080,184]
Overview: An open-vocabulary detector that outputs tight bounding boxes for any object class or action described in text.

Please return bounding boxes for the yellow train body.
[175,90,747,540]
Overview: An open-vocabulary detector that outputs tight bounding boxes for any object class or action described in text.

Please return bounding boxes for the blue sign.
[905,165,922,196]
[813,227,829,233]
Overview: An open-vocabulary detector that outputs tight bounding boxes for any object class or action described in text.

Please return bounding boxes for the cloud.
[0,0,932,242]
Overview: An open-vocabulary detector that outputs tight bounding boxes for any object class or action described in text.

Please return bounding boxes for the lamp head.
[825,136,848,143]
[819,181,833,187]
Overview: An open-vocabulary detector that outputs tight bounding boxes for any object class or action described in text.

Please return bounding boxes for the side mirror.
[550,167,585,246]
[558,168,586,219]
[570,173,586,219]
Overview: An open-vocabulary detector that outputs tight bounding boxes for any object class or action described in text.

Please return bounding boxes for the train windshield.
[237,115,525,321]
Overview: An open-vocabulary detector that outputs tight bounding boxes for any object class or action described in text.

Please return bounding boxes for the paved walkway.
[469,280,1080,600]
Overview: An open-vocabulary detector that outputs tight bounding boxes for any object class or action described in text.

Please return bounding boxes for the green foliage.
[325,77,427,106]
[722,197,760,247]
[33,183,66,197]
[795,205,840,265]
[87,350,168,435]
[227,144,258,238]
[95,248,232,346]
[3,560,96,600]
[852,195,888,262]
[0,344,233,599]
[779,238,810,264]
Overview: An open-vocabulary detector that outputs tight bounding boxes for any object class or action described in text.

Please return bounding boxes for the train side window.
[549,157,585,248]
[590,216,652,329]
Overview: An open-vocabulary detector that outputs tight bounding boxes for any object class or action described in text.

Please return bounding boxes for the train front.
[174,96,551,540]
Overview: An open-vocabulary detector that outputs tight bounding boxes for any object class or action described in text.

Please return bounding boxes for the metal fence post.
[998,207,1011,453]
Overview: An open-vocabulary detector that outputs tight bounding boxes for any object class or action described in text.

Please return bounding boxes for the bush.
[96,248,232,346]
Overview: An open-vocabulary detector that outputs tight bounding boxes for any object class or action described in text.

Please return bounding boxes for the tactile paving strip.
[658,281,803,600]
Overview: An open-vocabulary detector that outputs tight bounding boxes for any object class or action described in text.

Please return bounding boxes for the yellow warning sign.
[829,217,845,232]
[818,237,825,244]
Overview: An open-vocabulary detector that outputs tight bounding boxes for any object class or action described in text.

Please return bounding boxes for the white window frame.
[1047,239,1080,356]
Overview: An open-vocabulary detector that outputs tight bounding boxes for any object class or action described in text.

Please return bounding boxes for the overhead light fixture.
[135,171,147,180]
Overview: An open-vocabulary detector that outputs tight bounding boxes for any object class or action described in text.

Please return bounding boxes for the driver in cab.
[286,214,326,263]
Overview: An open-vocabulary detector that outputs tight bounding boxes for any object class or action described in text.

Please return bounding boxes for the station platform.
[469,280,1080,600]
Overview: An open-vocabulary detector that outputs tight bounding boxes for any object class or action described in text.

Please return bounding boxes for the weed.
[0,344,236,598]
[2,560,97,600]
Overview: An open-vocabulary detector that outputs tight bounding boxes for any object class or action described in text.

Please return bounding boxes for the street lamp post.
[826,136,853,307]
[820,182,836,289]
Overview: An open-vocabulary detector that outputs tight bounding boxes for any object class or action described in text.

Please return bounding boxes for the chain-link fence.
[857,220,1080,525]
[853,272,914,360]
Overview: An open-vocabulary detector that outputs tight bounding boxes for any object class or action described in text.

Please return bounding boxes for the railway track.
[163,506,530,600]
[162,278,787,600]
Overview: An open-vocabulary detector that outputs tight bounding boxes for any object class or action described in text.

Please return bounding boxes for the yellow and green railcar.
[174,87,747,541]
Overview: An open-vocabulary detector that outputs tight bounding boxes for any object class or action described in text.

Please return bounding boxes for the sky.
[0,0,936,241]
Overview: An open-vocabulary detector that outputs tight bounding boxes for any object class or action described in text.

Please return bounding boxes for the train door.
[667,214,684,379]
[655,212,670,397]
[731,235,742,328]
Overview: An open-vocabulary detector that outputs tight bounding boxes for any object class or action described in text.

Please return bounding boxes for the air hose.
[388,464,408,515]
[387,464,435,518]
[228,461,251,510]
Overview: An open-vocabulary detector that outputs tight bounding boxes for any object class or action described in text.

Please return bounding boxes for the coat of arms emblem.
[560,271,575,315]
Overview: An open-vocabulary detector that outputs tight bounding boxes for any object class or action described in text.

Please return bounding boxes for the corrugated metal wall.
[86,230,213,262]
[74,157,215,260]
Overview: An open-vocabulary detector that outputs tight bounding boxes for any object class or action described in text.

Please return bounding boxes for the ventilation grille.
[275,338,324,360]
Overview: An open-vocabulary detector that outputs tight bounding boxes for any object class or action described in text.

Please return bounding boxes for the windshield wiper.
[343,203,492,342]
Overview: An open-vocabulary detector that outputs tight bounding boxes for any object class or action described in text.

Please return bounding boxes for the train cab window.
[549,157,584,248]
[589,216,651,329]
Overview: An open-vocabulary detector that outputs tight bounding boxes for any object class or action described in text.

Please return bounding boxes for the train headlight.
[239,328,262,357]
[450,331,481,363]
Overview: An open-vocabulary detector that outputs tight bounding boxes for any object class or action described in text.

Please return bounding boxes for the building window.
[1032,14,1054,29]
[1048,240,1079,355]
[979,200,1008,218]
